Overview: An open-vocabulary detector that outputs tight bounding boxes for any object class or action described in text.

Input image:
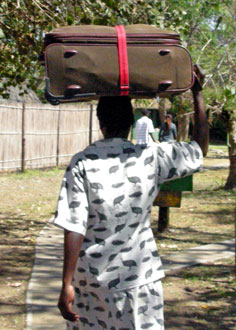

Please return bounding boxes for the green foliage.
[0,0,235,106]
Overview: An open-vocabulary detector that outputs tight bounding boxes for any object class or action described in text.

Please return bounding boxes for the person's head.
[165,114,172,124]
[141,109,151,117]
[97,96,134,138]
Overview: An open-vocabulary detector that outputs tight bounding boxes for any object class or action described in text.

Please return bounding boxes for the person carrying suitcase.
[54,65,208,329]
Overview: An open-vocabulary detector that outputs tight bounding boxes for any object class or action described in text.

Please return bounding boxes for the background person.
[158,114,177,142]
[135,108,157,145]
[54,65,208,330]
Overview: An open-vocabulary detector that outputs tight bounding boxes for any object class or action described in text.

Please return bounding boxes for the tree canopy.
[0,0,235,101]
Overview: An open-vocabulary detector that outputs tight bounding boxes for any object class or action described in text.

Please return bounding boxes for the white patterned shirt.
[135,116,155,145]
[54,138,202,291]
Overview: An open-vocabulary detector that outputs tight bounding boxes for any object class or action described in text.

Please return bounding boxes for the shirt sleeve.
[53,154,89,235]
[157,141,203,184]
[148,118,155,133]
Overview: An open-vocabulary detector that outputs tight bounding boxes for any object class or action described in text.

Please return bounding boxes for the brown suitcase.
[42,24,194,105]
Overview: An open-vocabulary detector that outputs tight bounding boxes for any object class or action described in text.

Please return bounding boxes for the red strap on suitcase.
[115,25,129,96]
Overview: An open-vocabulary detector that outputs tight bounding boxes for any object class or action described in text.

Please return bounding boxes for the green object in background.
[160,175,193,192]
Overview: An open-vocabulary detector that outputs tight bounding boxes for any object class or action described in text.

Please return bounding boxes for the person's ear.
[101,127,107,137]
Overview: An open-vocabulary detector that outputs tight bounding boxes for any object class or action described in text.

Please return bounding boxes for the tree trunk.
[225,116,236,190]
[177,96,190,141]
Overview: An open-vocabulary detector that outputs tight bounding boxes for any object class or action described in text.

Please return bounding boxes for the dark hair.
[165,113,172,130]
[97,96,134,136]
[141,108,150,116]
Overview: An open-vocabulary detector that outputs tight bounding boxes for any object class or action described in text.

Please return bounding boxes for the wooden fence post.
[89,104,93,145]
[56,108,61,167]
[21,103,26,172]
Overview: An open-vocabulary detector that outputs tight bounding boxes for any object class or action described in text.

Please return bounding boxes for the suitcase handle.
[45,78,96,105]
[159,49,171,56]
[64,49,78,58]
[157,80,173,92]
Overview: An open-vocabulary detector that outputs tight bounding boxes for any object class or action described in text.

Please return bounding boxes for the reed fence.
[0,101,102,172]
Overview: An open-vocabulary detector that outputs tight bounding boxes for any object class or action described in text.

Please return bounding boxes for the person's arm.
[149,132,156,142]
[173,124,177,140]
[191,65,209,156]
[58,230,84,322]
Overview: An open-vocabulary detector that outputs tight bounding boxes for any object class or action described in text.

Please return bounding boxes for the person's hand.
[191,64,206,92]
[58,284,79,322]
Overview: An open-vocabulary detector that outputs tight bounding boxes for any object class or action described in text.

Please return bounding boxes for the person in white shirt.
[135,109,157,145]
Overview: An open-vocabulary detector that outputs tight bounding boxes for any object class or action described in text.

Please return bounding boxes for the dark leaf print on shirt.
[85,153,99,160]
[112,240,125,246]
[77,267,86,273]
[152,304,163,310]
[109,165,119,174]
[158,148,165,158]
[148,186,155,196]
[93,227,107,232]
[94,306,105,312]
[138,227,149,234]
[92,198,105,204]
[61,180,69,189]
[151,250,159,257]
[107,153,120,158]
[90,291,100,300]
[112,182,125,189]
[142,256,151,263]
[89,252,102,259]
[115,223,126,233]
[124,161,136,168]
[125,274,138,281]
[108,275,120,289]
[113,195,125,205]
[128,176,141,185]
[89,264,99,276]
[181,169,188,177]
[128,222,139,228]
[97,211,107,221]
[155,318,164,326]
[108,253,118,262]
[166,168,177,179]
[87,167,100,173]
[106,266,119,272]
[97,319,108,329]
[69,201,80,209]
[139,240,146,250]
[138,304,148,315]
[145,268,153,279]
[141,323,154,329]
[131,207,142,216]
[79,317,89,325]
[195,148,200,159]
[90,182,103,191]
[122,260,137,270]
[144,154,154,165]
[129,191,142,198]
[79,250,85,259]
[90,283,101,288]
[72,185,84,193]
[138,292,148,298]
[115,211,128,218]
[147,173,155,180]
[95,237,105,245]
[79,280,87,287]
[120,247,132,253]
[149,288,160,296]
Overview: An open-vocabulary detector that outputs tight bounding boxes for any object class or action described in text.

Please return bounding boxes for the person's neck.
[104,130,129,139]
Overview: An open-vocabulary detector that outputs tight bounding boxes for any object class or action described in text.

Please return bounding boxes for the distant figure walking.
[135,109,156,145]
[159,114,177,142]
